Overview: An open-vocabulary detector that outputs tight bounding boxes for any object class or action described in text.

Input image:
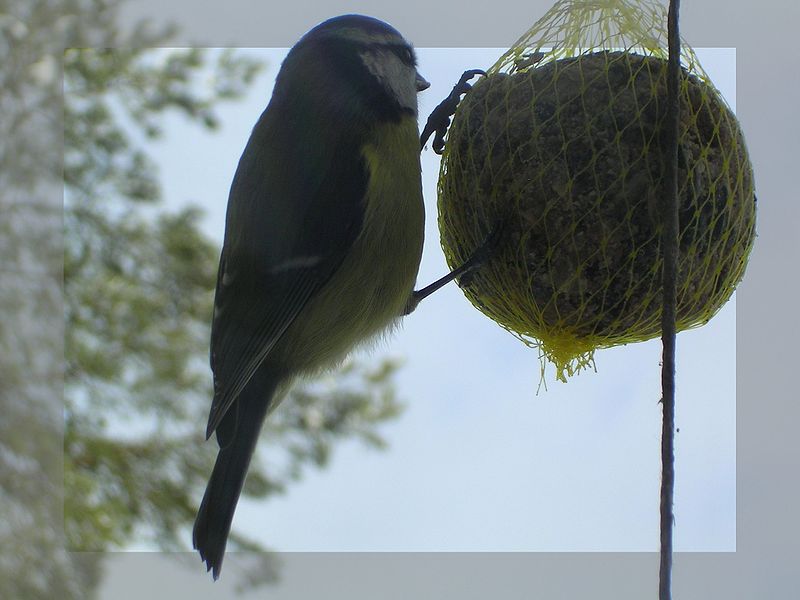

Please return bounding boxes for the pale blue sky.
[141,47,737,552]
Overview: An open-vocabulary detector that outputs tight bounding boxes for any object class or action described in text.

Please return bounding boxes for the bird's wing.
[205,116,368,439]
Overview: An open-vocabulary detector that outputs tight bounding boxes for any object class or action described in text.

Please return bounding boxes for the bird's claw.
[402,217,505,315]
[420,69,486,154]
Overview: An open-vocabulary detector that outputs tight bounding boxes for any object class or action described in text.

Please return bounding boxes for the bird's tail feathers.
[193,371,278,579]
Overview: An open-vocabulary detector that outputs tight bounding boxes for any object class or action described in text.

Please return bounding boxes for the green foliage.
[63,46,261,205]
[63,41,263,552]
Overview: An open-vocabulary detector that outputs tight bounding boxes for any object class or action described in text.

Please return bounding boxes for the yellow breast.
[279,116,425,374]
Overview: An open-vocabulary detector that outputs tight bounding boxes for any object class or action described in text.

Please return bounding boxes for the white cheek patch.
[359,49,418,114]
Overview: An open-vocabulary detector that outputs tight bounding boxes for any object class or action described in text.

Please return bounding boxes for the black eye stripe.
[371,42,415,66]
[397,45,416,66]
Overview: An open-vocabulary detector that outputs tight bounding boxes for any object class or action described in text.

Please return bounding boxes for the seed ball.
[438,51,756,375]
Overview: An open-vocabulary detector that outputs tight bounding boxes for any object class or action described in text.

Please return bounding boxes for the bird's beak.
[416,71,430,92]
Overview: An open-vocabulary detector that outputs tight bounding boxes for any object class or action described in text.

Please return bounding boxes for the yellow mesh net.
[437,0,756,381]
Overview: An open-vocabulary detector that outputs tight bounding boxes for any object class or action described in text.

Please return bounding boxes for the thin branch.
[660,0,681,599]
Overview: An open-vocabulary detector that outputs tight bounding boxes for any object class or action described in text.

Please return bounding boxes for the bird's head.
[281,14,429,119]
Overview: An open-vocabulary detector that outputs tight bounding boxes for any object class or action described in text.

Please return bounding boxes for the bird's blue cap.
[301,14,406,45]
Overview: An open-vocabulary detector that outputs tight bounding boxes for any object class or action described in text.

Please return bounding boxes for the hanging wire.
[659,0,681,597]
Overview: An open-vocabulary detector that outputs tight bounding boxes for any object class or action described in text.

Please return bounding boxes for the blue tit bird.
[192,14,431,579]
